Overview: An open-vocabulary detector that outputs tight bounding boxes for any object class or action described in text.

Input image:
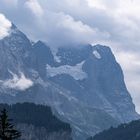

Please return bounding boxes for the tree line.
[89,119,140,140]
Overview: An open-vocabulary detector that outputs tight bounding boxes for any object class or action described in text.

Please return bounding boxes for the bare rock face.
[0,23,139,140]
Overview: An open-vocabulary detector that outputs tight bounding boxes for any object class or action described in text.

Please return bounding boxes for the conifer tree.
[0,109,21,140]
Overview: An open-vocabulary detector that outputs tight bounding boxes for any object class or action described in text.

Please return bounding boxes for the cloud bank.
[0,13,11,39]
[0,0,140,112]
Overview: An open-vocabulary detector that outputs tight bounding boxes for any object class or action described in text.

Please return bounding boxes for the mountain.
[0,103,72,140]
[88,119,140,140]
[0,23,139,140]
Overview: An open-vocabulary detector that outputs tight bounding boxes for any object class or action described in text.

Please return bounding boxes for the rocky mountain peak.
[0,23,139,140]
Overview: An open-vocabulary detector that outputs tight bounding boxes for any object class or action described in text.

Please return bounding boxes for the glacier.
[46,61,87,80]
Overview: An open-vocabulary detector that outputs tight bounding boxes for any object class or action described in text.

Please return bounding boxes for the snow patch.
[51,47,61,63]
[53,54,61,63]
[3,72,33,91]
[46,61,87,80]
[0,13,12,39]
[93,50,101,59]
[59,91,78,102]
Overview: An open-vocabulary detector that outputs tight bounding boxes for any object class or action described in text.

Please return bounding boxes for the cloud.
[3,72,33,91]
[115,51,140,113]
[43,12,110,47]
[0,0,18,7]
[24,0,43,17]
[0,0,111,46]
[0,13,11,39]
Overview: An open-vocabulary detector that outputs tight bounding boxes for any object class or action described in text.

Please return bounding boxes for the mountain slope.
[0,23,139,140]
[89,119,140,140]
[0,103,72,140]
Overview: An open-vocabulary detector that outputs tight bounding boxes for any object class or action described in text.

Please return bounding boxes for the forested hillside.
[89,119,140,140]
[0,103,72,140]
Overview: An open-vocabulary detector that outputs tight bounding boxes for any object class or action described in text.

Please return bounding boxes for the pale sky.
[0,0,140,113]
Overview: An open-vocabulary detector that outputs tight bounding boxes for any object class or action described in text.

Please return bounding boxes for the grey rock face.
[0,24,139,140]
[0,24,31,79]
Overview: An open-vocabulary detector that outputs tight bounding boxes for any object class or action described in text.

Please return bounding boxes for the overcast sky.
[0,0,140,113]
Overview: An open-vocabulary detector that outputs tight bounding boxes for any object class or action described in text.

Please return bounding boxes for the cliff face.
[0,24,139,140]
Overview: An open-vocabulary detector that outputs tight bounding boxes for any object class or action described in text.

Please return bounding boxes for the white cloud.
[116,52,140,73]
[61,15,93,34]
[24,0,43,17]
[0,13,11,39]
[115,51,140,113]
[3,72,33,91]
[45,12,110,47]
[87,0,107,9]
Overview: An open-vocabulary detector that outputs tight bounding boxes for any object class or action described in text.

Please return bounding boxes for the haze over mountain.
[0,16,139,140]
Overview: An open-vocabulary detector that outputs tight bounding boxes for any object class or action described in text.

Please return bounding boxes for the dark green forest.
[0,103,71,133]
[89,119,140,140]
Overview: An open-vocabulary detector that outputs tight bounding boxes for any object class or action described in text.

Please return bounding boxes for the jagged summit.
[0,22,139,140]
